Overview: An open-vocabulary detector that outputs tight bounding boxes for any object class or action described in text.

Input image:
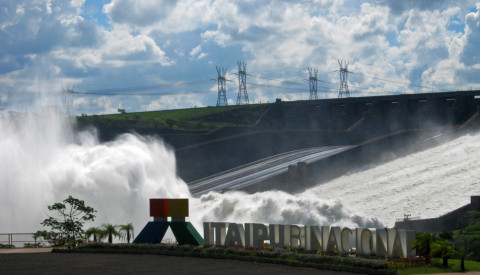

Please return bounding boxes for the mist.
[0,109,190,233]
[2,105,478,241]
[0,109,382,237]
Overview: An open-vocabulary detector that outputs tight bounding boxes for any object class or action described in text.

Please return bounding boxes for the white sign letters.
[203,222,416,258]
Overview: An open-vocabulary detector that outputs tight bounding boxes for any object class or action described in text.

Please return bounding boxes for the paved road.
[0,252,356,274]
[189,146,353,196]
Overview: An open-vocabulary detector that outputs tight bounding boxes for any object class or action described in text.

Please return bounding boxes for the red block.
[150,199,168,217]
[150,198,189,217]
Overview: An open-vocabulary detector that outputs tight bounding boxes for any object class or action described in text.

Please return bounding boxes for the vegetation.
[40,196,96,247]
[454,210,480,262]
[76,104,271,131]
[100,224,121,244]
[410,233,434,264]
[118,223,134,244]
[396,258,480,274]
[430,239,455,267]
[85,227,103,242]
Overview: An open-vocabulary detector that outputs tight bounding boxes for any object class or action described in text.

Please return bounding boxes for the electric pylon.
[236,61,249,105]
[216,66,228,106]
[308,67,318,100]
[62,86,75,117]
[337,59,350,98]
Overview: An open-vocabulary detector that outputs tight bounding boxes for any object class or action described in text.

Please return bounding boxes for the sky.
[1,0,480,115]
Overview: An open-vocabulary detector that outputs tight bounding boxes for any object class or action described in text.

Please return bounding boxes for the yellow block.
[167,199,189,217]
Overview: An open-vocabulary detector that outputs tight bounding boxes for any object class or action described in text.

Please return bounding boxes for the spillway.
[189,146,353,196]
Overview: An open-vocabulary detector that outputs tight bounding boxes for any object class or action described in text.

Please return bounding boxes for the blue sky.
[1,0,480,115]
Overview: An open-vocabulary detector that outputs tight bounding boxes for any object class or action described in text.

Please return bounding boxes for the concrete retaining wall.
[395,196,480,233]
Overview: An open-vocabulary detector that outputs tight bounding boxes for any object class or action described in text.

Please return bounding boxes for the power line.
[246,73,306,86]
[224,78,307,92]
[74,90,216,96]
[78,79,211,94]
[350,72,450,92]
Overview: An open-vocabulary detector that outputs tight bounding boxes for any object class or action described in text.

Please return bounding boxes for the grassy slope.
[81,104,270,131]
[397,259,480,274]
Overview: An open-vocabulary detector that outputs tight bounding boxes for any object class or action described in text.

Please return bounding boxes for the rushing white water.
[307,132,480,226]
[0,110,189,234]
[1,108,478,240]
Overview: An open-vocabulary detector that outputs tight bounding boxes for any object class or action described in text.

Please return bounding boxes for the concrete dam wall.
[176,91,480,183]
[77,90,480,184]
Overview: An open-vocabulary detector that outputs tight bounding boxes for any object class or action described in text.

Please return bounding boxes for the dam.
[189,146,353,196]
[78,90,480,194]
[180,90,480,194]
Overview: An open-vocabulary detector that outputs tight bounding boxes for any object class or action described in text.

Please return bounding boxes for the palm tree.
[85,227,103,242]
[431,239,454,267]
[411,233,435,264]
[100,224,120,244]
[118,223,135,244]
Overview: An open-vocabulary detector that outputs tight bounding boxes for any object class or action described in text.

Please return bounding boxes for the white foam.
[307,132,480,226]
[0,110,189,234]
[1,109,478,239]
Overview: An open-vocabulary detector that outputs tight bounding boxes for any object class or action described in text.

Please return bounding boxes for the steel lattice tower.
[236,61,249,105]
[62,87,75,117]
[338,59,350,98]
[216,66,228,106]
[308,67,318,100]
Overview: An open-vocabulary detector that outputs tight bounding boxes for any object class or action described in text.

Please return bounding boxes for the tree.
[439,230,453,241]
[411,233,435,264]
[85,227,103,242]
[431,239,454,267]
[100,223,120,244]
[118,223,135,244]
[41,196,96,247]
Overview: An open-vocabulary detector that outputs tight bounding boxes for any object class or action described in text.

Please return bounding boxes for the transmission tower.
[216,66,228,106]
[308,67,318,100]
[236,61,249,105]
[337,59,350,98]
[62,86,75,117]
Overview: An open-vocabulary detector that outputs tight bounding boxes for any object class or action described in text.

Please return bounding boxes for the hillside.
[77,104,270,135]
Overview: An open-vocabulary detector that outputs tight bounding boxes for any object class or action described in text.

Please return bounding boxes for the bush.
[342,257,387,269]
[205,246,225,254]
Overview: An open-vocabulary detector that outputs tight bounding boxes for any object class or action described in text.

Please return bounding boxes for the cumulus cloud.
[462,4,480,66]
[0,0,173,108]
[189,45,207,60]
[103,0,177,27]
[382,0,449,15]
[2,0,480,114]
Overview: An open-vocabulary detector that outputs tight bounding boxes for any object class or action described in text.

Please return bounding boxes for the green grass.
[396,259,480,274]
[79,103,271,131]
[102,106,234,121]
[101,105,265,121]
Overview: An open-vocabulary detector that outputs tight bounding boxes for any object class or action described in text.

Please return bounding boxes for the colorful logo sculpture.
[133,198,204,245]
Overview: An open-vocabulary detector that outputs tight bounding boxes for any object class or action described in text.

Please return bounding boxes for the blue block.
[133,221,169,244]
